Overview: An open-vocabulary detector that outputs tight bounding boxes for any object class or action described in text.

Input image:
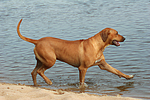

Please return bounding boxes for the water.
[0,0,150,99]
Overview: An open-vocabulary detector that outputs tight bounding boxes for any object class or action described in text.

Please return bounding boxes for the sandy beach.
[0,83,140,100]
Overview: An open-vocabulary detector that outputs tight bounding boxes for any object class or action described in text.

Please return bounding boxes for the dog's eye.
[116,33,118,35]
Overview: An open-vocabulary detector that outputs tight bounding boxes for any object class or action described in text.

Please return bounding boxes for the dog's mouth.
[112,40,120,46]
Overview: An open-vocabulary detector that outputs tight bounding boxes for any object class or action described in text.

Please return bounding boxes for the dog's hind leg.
[33,45,56,85]
[36,56,56,85]
[37,64,54,85]
[31,58,42,86]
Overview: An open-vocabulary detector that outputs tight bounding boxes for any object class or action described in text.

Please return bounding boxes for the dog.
[17,19,134,88]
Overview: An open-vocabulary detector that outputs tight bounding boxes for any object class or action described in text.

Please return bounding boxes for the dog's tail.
[17,19,38,45]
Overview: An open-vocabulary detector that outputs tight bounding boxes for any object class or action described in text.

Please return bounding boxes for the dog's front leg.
[78,66,88,88]
[98,60,134,79]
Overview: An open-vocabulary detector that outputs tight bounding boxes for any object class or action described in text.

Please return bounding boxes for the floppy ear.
[100,30,110,42]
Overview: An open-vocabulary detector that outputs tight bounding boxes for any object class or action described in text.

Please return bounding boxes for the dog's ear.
[100,29,110,42]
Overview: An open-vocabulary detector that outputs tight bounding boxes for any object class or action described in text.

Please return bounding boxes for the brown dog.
[17,19,134,88]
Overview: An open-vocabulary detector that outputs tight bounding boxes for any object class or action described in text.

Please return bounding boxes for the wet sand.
[0,83,140,100]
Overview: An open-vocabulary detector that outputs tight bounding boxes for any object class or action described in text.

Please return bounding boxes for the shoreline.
[0,82,141,100]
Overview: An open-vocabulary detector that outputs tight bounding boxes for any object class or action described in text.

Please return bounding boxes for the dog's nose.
[122,37,125,42]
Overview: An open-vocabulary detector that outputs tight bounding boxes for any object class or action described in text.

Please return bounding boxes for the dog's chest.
[95,59,102,64]
[93,52,103,65]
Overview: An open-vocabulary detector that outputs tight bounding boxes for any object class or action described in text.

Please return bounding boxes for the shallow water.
[0,0,150,99]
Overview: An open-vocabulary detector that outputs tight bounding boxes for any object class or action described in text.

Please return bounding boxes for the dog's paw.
[46,80,53,85]
[78,83,88,89]
[126,74,135,80]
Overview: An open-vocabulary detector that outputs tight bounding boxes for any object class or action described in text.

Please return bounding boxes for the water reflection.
[116,82,134,92]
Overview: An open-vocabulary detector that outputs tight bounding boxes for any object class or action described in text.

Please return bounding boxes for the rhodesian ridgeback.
[17,19,134,88]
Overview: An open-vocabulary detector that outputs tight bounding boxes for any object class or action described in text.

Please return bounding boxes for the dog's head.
[100,28,125,46]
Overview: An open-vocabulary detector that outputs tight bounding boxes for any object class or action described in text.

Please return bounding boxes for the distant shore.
[0,83,140,100]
